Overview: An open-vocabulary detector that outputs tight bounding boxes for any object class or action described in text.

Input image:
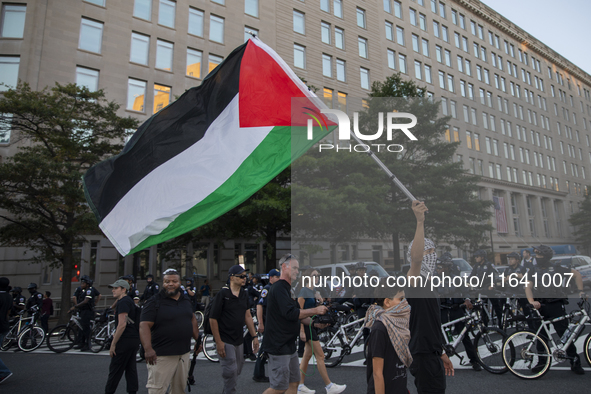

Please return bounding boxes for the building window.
[384,0,392,13]
[358,37,368,58]
[75,66,99,92]
[294,44,305,69]
[153,84,171,113]
[127,78,147,112]
[336,59,346,82]
[188,8,204,37]
[321,22,331,44]
[323,88,333,108]
[360,67,370,90]
[422,39,429,57]
[133,0,152,21]
[322,54,332,77]
[396,26,404,46]
[0,56,19,91]
[398,54,407,73]
[86,0,105,6]
[337,91,347,111]
[1,4,26,38]
[334,0,343,18]
[419,13,427,31]
[412,34,419,53]
[385,21,393,41]
[155,40,173,71]
[335,27,344,49]
[321,0,330,12]
[245,0,258,17]
[293,11,306,34]
[130,32,150,65]
[394,1,402,18]
[209,15,224,43]
[158,0,175,28]
[387,49,396,69]
[186,48,202,78]
[357,8,366,28]
[424,64,432,84]
[414,60,422,80]
[208,54,223,73]
[79,18,103,53]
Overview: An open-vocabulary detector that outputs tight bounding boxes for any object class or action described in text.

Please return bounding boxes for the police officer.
[469,249,503,327]
[244,276,262,361]
[436,255,481,371]
[120,275,140,305]
[182,277,197,310]
[502,252,534,330]
[521,249,537,271]
[11,287,26,316]
[253,269,281,382]
[25,283,43,314]
[69,276,96,351]
[525,244,586,375]
[140,274,159,302]
[73,276,101,308]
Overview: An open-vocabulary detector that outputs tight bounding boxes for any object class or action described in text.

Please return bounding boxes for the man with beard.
[525,245,586,375]
[406,201,454,394]
[140,269,202,394]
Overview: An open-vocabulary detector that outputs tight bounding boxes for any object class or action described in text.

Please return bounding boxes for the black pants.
[244,332,253,356]
[409,353,446,394]
[517,298,536,331]
[104,337,140,394]
[481,298,503,327]
[440,308,478,363]
[40,314,49,334]
[78,309,93,348]
[535,301,578,362]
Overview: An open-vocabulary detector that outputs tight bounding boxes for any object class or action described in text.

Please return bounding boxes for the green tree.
[0,82,139,322]
[292,73,492,269]
[569,190,591,255]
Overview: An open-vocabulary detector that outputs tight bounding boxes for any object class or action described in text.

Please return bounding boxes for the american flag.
[493,196,508,233]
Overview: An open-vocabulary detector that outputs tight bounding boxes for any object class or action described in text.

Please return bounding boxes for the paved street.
[1,343,590,394]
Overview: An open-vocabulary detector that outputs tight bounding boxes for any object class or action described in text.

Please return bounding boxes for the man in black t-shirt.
[105,279,140,394]
[210,265,258,394]
[525,245,586,375]
[140,269,202,394]
[406,201,453,394]
[262,255,328,394]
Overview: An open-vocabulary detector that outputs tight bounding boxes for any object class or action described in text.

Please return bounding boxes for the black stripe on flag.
[84,42,248,222]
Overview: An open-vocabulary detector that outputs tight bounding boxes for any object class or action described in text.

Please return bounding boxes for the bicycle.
[441,300,510,374]
[502,298,591,379]
[319,305,366,368]
[1,306,45,352]
[90,310,116,353]
[46,311,87,353]
[203,309,261,363]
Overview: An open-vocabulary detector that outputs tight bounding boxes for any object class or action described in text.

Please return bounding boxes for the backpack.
[203,286,230,335]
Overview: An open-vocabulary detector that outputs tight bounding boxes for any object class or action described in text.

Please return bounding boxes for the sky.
[480,0,591,76]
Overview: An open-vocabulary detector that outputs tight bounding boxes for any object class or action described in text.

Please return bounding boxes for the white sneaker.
[298,385,316,394]
[326,383,346,394]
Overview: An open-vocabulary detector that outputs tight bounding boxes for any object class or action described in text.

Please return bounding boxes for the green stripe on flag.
[129,125,334,254]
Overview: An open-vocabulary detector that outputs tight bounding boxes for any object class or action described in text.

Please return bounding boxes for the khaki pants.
[146,352,190,394]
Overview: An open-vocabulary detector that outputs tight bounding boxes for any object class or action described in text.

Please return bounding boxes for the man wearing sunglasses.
[210,265,259,394]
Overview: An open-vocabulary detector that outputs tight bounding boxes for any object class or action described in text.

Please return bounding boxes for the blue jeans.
[0,332,12,377]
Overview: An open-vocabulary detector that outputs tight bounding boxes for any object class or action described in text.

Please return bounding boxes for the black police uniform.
[74,286,96,349]
[504,264,535,330]
[531,263,579,362]
[244,282,261,358]
[128,285,140,303]
[521,257,537,271]
[253,283,271,380]
[470,260,503,327]
[141,281,160,302]
[12,293,26,316]
[26,290,44,315]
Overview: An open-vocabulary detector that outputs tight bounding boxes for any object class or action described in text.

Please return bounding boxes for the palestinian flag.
[83,37,335,256]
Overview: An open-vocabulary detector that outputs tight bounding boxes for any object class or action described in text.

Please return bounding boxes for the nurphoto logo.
[306,108,418,153]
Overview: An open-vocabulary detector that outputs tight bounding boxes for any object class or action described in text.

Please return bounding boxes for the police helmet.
[80,275,91,284]
[11,286,22,293]
[27,283,38,290]
[146,274,154,279]
[120,274,135,283]
[507,252,521,260]
[354,262,366,271]
[473,249,487,258]
[533,245,554,260]
[439,252,453,263]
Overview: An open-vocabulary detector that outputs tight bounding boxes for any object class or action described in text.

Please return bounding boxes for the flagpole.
[347,132,418,201]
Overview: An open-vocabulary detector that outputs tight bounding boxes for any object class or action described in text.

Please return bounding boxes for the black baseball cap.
[228,265,249,276]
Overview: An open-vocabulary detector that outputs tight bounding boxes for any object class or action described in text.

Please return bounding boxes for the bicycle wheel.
[203,334,220,363]
[502,330,551,379]
[1,325,18,351]
[90,323,108,353]
[18,325,45,352]
[195,311,204,329]
[473,326,509,374]
[584,332,591,367]
[320,328,346,368]
[46,325,76,353]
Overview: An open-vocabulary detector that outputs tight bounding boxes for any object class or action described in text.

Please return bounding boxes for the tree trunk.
[59,240,74,324]
[392,231,401,271]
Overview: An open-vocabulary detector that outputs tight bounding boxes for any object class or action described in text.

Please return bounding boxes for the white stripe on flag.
[99,94,273,255]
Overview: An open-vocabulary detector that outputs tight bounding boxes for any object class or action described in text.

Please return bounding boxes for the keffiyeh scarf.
[364,300,413,367]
